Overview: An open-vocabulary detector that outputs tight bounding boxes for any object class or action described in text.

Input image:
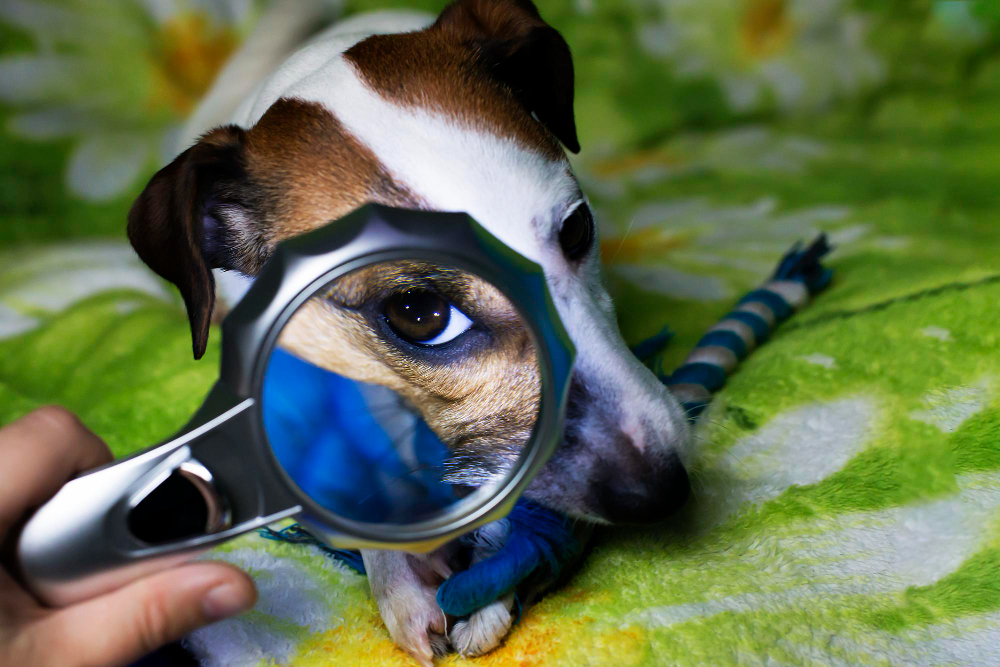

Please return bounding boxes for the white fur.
[213,268,254,306]
[186,547,357,667]
[450,594,516,657]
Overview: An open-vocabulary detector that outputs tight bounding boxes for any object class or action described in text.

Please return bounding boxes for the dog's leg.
[447,520,516,657]
[361,548,451,666]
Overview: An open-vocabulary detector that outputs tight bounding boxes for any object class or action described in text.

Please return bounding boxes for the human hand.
[0,407,257,667]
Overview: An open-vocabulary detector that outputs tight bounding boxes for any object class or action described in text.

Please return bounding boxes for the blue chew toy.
[260,235,833,619]
[436,499,577,617]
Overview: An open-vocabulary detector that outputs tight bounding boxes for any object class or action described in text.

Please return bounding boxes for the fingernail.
[202,582,253,620]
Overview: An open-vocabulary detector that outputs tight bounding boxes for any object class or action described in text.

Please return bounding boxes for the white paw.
[363,550,450,666]
[449,594,515,657]
[376,582,448,666]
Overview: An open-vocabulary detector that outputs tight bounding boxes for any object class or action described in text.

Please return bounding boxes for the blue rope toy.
[260,235,833,619]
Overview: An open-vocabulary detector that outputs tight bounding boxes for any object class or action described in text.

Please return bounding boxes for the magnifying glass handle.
[13,385,301,607]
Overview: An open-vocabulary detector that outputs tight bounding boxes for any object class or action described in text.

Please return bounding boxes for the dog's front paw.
[362,549,450,666]
[449,593,515,657]
[376,581,449,665]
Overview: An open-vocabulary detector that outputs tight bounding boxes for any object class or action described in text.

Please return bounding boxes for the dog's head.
[127,0,690,524]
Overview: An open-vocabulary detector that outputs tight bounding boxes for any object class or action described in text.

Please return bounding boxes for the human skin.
[0,406,257,667]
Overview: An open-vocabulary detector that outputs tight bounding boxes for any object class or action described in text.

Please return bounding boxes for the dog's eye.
[559,205,595,262]
[384,289,474,346]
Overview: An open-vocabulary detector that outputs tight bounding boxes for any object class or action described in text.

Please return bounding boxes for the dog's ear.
[436,0,580,153]
[127,126,255,360]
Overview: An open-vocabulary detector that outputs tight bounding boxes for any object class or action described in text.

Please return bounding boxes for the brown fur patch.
[241,98,424,255]
[344,19,566,160]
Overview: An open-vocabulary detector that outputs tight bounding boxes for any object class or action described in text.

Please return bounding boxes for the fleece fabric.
[2,1,999,664]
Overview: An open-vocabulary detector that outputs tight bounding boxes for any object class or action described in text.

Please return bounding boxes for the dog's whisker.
[698,417,749,443]
[351,462,451,508]
[680,403,710,419]
[719,447,751,475]
[689,428,750,474]
[687,431,751,476]
[688,432,724,458]
[686,465,708,487]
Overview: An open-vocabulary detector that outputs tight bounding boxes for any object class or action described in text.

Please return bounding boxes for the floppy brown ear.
[436,0,580,153]
[127,126,248,360]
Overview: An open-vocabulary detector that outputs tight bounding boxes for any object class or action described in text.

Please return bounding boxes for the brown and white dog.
[126,0,691,662]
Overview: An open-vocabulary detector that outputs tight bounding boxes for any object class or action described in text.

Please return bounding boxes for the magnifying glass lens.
[261,260,541,526]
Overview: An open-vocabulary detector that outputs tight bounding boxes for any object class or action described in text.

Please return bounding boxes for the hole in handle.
[127,462,231,545]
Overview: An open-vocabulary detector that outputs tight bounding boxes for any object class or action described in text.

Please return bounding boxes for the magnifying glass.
[15,204,574,606]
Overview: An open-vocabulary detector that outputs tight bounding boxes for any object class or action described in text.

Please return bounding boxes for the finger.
[0,406,112,533]
[35,561,256,667]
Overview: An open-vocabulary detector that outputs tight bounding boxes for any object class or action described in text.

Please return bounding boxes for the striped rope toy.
[658,234,833,420]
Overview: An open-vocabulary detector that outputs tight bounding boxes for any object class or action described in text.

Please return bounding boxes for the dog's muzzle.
[592,449,690,524]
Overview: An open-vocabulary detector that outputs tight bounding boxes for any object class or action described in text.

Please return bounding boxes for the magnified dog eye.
[384,289,474,346]
[559,204,595,262]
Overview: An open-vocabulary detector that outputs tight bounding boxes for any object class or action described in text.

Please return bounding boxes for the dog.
[126,1,692,663]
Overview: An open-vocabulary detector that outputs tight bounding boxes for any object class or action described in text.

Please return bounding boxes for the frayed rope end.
[773,233,834,295]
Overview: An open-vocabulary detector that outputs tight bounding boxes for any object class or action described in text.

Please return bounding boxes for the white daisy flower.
[635,0,886,114]
[579,125,830,199]
[600,195,864,301]
[0,0,265,201]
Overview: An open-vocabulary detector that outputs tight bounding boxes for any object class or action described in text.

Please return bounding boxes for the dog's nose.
[594,451,690,524]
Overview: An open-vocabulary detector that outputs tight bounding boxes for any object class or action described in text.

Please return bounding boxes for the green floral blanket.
[2,1,999,665]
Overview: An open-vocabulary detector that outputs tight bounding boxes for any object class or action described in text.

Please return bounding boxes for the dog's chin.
[520,483,610,524]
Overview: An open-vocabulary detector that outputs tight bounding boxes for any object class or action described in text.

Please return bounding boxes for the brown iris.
[384,289,450,343]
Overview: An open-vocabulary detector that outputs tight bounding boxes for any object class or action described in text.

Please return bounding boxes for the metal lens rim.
[249,250,561,546]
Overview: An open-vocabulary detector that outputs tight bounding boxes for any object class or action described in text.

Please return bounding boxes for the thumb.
[37,562,256,667]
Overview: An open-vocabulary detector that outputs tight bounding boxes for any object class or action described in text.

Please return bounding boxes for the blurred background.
[0,0,998,442]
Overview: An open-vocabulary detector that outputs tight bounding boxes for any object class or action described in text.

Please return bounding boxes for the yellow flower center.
[147,13,238,116]
[600,227,690,264]
[741,0,792,60]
